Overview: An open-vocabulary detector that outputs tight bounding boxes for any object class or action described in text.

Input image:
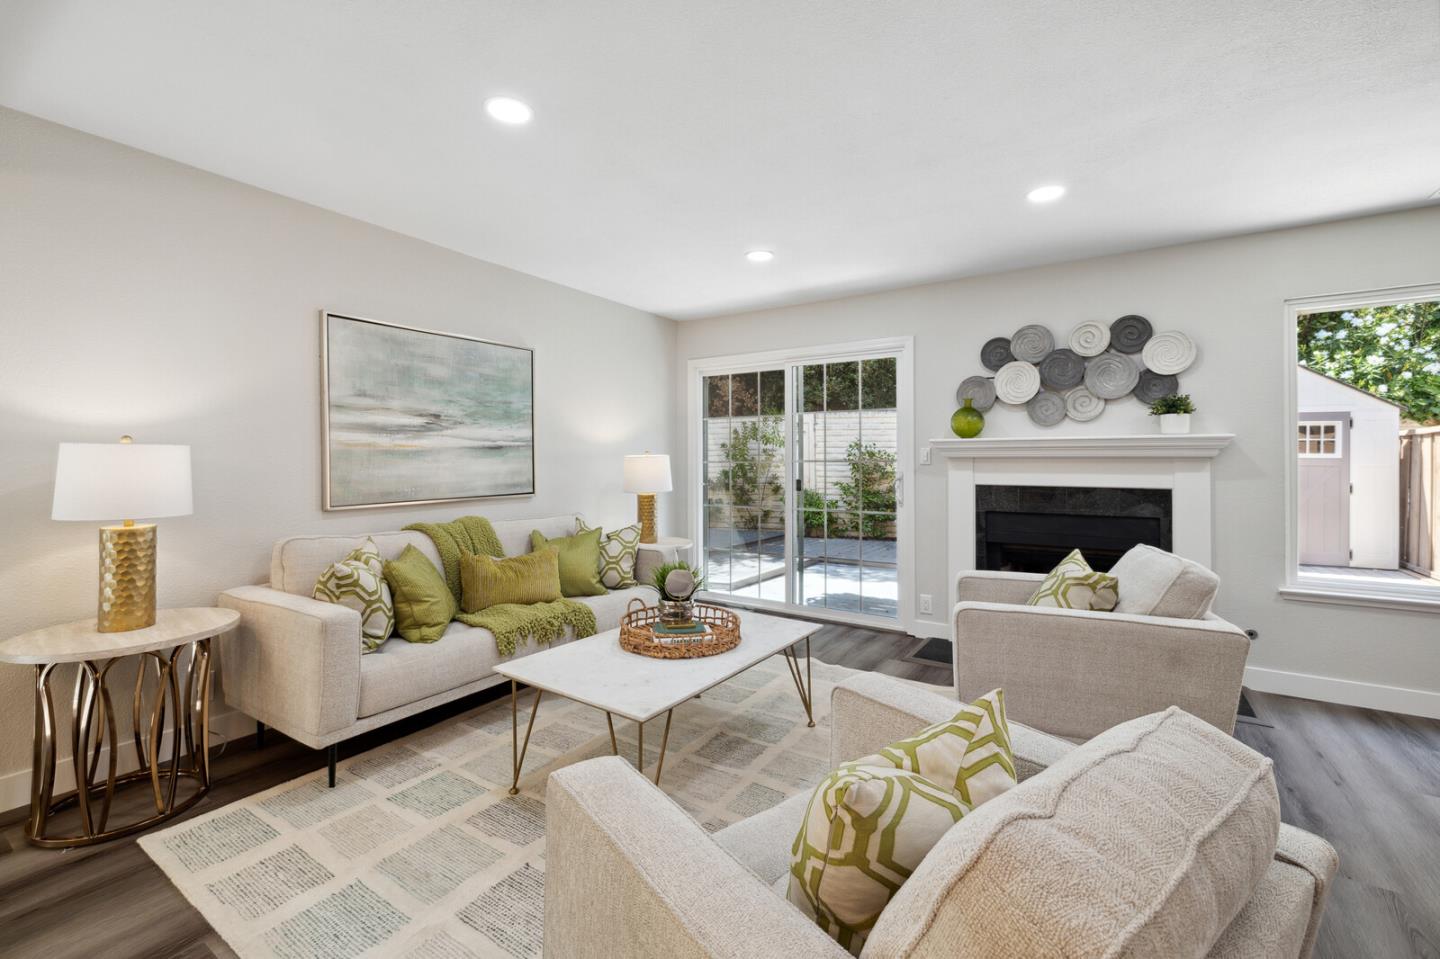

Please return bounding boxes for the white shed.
[1297,365,1402,569]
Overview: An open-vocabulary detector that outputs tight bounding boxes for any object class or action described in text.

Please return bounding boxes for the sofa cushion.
[578,518,642,588]
[461,547,562,611]
[1026,548,1119,611]
[1205,860,1314,959]
[573,586,651,632]
[1109,543,1219,618]
[863,708,1280,958]
[312,538,394,652]
[715,791,812,886]
[383,544,458,643]
[863,688,1016,807]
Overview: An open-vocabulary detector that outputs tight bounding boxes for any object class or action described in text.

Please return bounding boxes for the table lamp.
[623,453,672,544]
[52,436,193,632]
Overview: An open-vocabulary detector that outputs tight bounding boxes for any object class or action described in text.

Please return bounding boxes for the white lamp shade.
[52,442,193,521]
[622,453,672,494]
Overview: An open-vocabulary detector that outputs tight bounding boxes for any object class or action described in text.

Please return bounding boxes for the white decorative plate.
[1141,331,1196,375]
[1009,324,1055,363]
[1065,386,1105,421]
[1083,352,1140,399]
[994,360,1041,404]
[1068,321,1111,357]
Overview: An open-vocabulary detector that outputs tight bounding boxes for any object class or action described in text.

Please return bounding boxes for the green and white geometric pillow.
[576,519,640,589]
[788,764,966,955]
[313,538,394,652]
[1026,548,1119,611]
[862,688,1017,808]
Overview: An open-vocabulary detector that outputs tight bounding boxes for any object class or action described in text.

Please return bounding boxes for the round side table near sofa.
[0,607,239,848]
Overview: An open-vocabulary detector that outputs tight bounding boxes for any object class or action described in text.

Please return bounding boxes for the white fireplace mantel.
[931,433,1235,612]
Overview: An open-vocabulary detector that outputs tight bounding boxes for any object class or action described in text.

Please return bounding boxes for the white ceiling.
[3,1,1438,319]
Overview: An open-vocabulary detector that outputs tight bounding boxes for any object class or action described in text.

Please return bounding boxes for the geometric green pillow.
[313,538,394,652]
[860,688,1017,808]
[576,518,641,588]
[1025,548,1119,611]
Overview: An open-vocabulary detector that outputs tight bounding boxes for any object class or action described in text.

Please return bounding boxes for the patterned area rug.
[140,656,861,958]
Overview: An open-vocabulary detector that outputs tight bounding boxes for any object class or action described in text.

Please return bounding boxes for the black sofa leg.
[256,721,265,749]
[327,745,338,788]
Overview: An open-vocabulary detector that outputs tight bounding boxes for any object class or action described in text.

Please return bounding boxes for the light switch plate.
[920,446,931,465]
[919,594,933,615]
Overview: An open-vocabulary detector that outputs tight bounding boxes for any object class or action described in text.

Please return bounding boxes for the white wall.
[675,206,1440,718]
[0,108,678,808]
[1297,367,1402,568]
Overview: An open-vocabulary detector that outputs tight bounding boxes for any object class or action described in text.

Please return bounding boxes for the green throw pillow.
[382,544,457,643]
[576,518,641,588]
[530,527,607,597]
[312,538,394,652]
[461,547,563,612]
[1026,548,1119,611]
[864,688,1016,807]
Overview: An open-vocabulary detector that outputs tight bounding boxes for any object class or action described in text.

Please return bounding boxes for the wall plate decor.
[1026,390,1066,426]
[1133,369,1180,405]
[956,375,996,411]
[1009,324,1055,363]
[1068,320,1111,357]
[994,360,1042,404]
[1141,331,1197,375]
[1038,348,1085,390]
[1064,386,1105,422]
[1109,314,1153,354]
[1083,352,1140,399]
[322,312,535,510]
[980,337,1015,372]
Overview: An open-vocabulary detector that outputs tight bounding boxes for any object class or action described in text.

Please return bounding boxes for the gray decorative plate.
[993,360,1042,404]
[1068,320,1111,357]
[1065,386,1105,422]
[1084,352,1140,399]
[1039,348,1085,390]
[980,337,1014,372]
[1027,390,1066,427]
[1133,369,1179,405]
[1110,314,1153,354]
[1141,331,1196,375]
[956,375,996,411]
[1010,324,1055,363]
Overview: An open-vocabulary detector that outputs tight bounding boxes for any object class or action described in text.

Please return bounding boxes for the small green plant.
[1148,394,1195,416]
[651,561,705,601]
[801,488,838,536]
[834,440,897,538]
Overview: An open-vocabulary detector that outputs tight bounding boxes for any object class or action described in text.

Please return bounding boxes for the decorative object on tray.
[950,398,985,438]
[955,374,996,411]
[1068,320,1111,357]
[620,598,741,658]
[979,337,1015,371]
[1149,393,1195,434]
[1082,351,1140,399]
[322,311,534,510]
[1037,348,1085,390]
[623,452,673,544]
[651,560,705,625]
[1141,330,1197,374]
[1109,314,1153,353]
[1026,390,1066,427]
[993,359,1042,404]
[1009,324,1055,363]
[1133,368,1180,405]
[1064,385,1106,422]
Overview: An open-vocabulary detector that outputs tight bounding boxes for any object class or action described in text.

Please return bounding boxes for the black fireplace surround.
[975,485,1172,574]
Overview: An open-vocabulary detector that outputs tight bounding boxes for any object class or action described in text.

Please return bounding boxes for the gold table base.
[27,638,213,848]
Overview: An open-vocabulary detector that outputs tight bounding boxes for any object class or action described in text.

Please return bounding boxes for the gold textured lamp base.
[636,493,658,544]
[98,523,157,632]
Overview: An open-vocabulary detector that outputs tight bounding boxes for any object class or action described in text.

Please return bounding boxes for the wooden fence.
[1400,426,1440,577]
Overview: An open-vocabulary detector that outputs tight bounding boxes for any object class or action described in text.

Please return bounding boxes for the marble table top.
[0,607,240,665]
[493,609,821,722]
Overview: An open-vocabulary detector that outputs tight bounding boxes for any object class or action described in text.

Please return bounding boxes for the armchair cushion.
[1026,548,1118,611]
[866,688,1016,807]
[1109,543,1219,618]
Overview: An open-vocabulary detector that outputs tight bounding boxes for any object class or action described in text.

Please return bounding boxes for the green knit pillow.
[383,544,457,643]
[461,547,563,612]
[530,527,607,597]
[1026,548,1118,611]
[312,538,394,652]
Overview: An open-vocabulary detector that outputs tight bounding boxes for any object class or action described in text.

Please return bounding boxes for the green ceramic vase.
[951,398,985,438]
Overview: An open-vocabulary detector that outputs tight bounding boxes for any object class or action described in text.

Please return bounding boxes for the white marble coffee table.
[492,609,822,793]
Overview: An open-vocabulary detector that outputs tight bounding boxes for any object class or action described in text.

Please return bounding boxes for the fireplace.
[975,485,1172,573]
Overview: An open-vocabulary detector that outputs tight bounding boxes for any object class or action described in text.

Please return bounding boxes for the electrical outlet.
[920,446,932,465]
[919,593,933,615]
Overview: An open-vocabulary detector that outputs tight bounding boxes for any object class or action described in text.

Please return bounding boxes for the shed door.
[1297,413,1350,567]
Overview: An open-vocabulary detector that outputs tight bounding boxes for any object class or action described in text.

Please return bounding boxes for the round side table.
[638,536,693,564]
[0,607,239,848]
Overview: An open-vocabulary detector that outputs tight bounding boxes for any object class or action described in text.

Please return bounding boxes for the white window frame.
[1280,282,1440,612]
[1296,421,1343,459]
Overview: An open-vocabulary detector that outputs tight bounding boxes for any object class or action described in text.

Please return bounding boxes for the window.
[1296,422,1342,458]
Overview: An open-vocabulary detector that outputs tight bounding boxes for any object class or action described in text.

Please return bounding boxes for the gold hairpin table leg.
[605,712,618,755]
[509,681,543,796]
[783,637,815,727]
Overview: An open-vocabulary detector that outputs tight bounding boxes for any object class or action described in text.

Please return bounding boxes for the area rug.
[140,656,860,959]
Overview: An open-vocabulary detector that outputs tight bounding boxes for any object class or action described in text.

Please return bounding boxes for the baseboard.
[0,706,254,819]
[907,619,949,639]
[1244,666,1440,720]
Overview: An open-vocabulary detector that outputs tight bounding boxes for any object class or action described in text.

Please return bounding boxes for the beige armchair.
[952,555,1251,743]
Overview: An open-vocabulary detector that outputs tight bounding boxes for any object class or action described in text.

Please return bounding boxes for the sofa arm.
[545,757,849,959]
[830,673,1074,781]
[953,602,1250,741]
[1275,824,1339,959]
[956,570,1046,605]
[217,586,361,748]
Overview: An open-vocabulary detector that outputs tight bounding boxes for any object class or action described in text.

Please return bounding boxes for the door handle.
[895,472,904,507]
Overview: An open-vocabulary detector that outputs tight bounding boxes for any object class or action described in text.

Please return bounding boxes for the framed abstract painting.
[321,312,535,509]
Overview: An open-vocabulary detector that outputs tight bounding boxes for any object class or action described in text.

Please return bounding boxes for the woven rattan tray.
[620,599,741,659]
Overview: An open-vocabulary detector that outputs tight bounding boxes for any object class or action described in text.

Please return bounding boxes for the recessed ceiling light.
[745,250,774,263]
[1026,184,1066,204]
[484,96,533,125]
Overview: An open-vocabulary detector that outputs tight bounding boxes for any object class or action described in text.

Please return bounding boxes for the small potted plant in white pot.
[1149,393,1195,434]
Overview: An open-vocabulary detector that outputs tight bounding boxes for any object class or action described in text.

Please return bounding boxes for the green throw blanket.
[404,516,597,657]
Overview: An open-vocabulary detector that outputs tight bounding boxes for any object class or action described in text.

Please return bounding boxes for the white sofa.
[217,515,662,780]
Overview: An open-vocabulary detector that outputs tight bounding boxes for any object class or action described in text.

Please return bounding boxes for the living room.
[2,3,1438,958]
